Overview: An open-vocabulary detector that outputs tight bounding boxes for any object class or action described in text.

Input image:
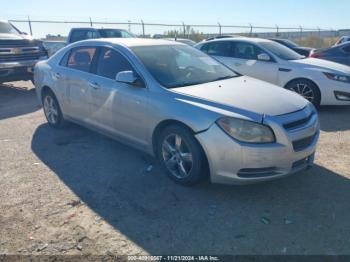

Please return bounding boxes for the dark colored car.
[333,36,350,46]
[67,28,136,44]
[270,38,314,56]
[0,20,48,83]
[310,42,350,67]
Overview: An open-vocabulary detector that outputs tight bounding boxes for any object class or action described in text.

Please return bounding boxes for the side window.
[59,50,71,66]
[70,30,97,43]
[202,42,232,57]
[96,47,133,79]
[342,44,350,53]
[67,47,96,73]
[232,42,265,60]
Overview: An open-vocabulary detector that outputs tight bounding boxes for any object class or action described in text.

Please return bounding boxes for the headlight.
[217,117,275,144]
[323,72,350,84]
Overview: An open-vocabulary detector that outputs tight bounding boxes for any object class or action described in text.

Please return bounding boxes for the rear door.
[62,46,97,123]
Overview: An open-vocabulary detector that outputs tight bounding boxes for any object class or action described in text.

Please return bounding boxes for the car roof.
[70,27,126,31]
[80,38,184,47]
[201,37,272,44]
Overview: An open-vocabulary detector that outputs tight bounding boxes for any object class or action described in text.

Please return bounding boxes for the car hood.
[0,33,34,41]
[172,76,308,119]
[291,58,350,74]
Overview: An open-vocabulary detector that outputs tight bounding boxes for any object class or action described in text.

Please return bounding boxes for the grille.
[237,167,278,178]
[283,112,314,130]
[0,40,40,47]
[292,134,316,152]
[0,52,45,62]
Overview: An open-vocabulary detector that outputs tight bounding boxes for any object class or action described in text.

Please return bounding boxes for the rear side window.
[201,42,232,57]
[70,30,97,43]
[66,47,96,73]
[96,47,133,79]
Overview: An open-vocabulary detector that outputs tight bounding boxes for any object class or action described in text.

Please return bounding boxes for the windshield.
[98,29,136,38]
[131,45,238,88]
[260,42,304,60]
[279,39,298,48]
[0,22,20,34]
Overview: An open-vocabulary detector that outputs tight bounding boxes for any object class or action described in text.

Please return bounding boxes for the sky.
[2,0,349,38]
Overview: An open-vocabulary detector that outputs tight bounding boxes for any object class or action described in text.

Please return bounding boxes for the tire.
[156,125,207,186]
[42,90,65,128]
[285,79,321,108]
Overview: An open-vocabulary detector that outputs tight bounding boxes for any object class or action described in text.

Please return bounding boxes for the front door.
[217,41,279,85]
[90,47,149,146]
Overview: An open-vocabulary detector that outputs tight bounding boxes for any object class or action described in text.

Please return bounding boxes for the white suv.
[195,37,350,107]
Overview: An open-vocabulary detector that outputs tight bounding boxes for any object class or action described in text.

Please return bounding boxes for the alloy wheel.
[290,83,315,103]
[43,95,59,125]
[161,134,193,179]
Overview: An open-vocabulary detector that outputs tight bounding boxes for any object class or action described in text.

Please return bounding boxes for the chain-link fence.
[8,17,343,44]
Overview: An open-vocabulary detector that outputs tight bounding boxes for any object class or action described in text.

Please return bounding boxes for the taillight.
[310,52,323,58]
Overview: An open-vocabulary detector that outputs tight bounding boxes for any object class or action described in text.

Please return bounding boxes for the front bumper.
[0,58,47,82]
[319,78,350,105]
[196,106,319,185]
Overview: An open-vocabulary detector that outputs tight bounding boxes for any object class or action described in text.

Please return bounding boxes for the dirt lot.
[0,81,350,256]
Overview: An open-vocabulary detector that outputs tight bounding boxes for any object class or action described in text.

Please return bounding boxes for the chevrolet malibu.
[196,37,350,107]
[34,39,320,186]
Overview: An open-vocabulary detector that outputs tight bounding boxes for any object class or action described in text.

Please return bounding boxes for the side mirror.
[257,53,271,61]
[115,71,143,87]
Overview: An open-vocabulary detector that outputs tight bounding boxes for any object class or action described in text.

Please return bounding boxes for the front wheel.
[156,125,207,186]
[285,79,321,108]
[42,90,64,128]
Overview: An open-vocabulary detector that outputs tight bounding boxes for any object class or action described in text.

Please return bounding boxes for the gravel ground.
[0,81,350,256]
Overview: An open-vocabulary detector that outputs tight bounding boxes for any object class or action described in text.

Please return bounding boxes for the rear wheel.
[285,79,321,107]
[156,125,207,186]
[42,90,64,128]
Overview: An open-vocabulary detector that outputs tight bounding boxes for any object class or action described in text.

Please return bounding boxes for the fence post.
[218,22,222,36]
[141,20,145,37]
[249,24,253,37]
[182,22,186,38]
[27,16,33,36]
[317,27,321,38]
[299,25,303,40]
[89,17,93,27]
[276,24,279,37]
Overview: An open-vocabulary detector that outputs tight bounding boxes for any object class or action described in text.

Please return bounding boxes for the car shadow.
[0,82,40,120]
[31,123,350,254]
[318,105,350,132]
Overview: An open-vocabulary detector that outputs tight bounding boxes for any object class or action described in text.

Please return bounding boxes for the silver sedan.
[34,38,320,185]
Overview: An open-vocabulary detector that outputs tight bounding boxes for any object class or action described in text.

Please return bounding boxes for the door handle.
[234,63,242,66]
[53,72,61,79]
[89,82,100,90]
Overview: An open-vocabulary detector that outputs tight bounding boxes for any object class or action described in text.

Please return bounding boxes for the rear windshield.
[98,29,135,38]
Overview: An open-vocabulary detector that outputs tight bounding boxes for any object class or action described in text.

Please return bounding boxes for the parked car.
[164,38,196,46]
[333,36,350,46]
[67,27,136,44]
[269,38,314,56]
[309,42,350,67]
[196,37,350,106]
[0,20,48,83]
[203,35,241,42]
[34,39,319,186]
